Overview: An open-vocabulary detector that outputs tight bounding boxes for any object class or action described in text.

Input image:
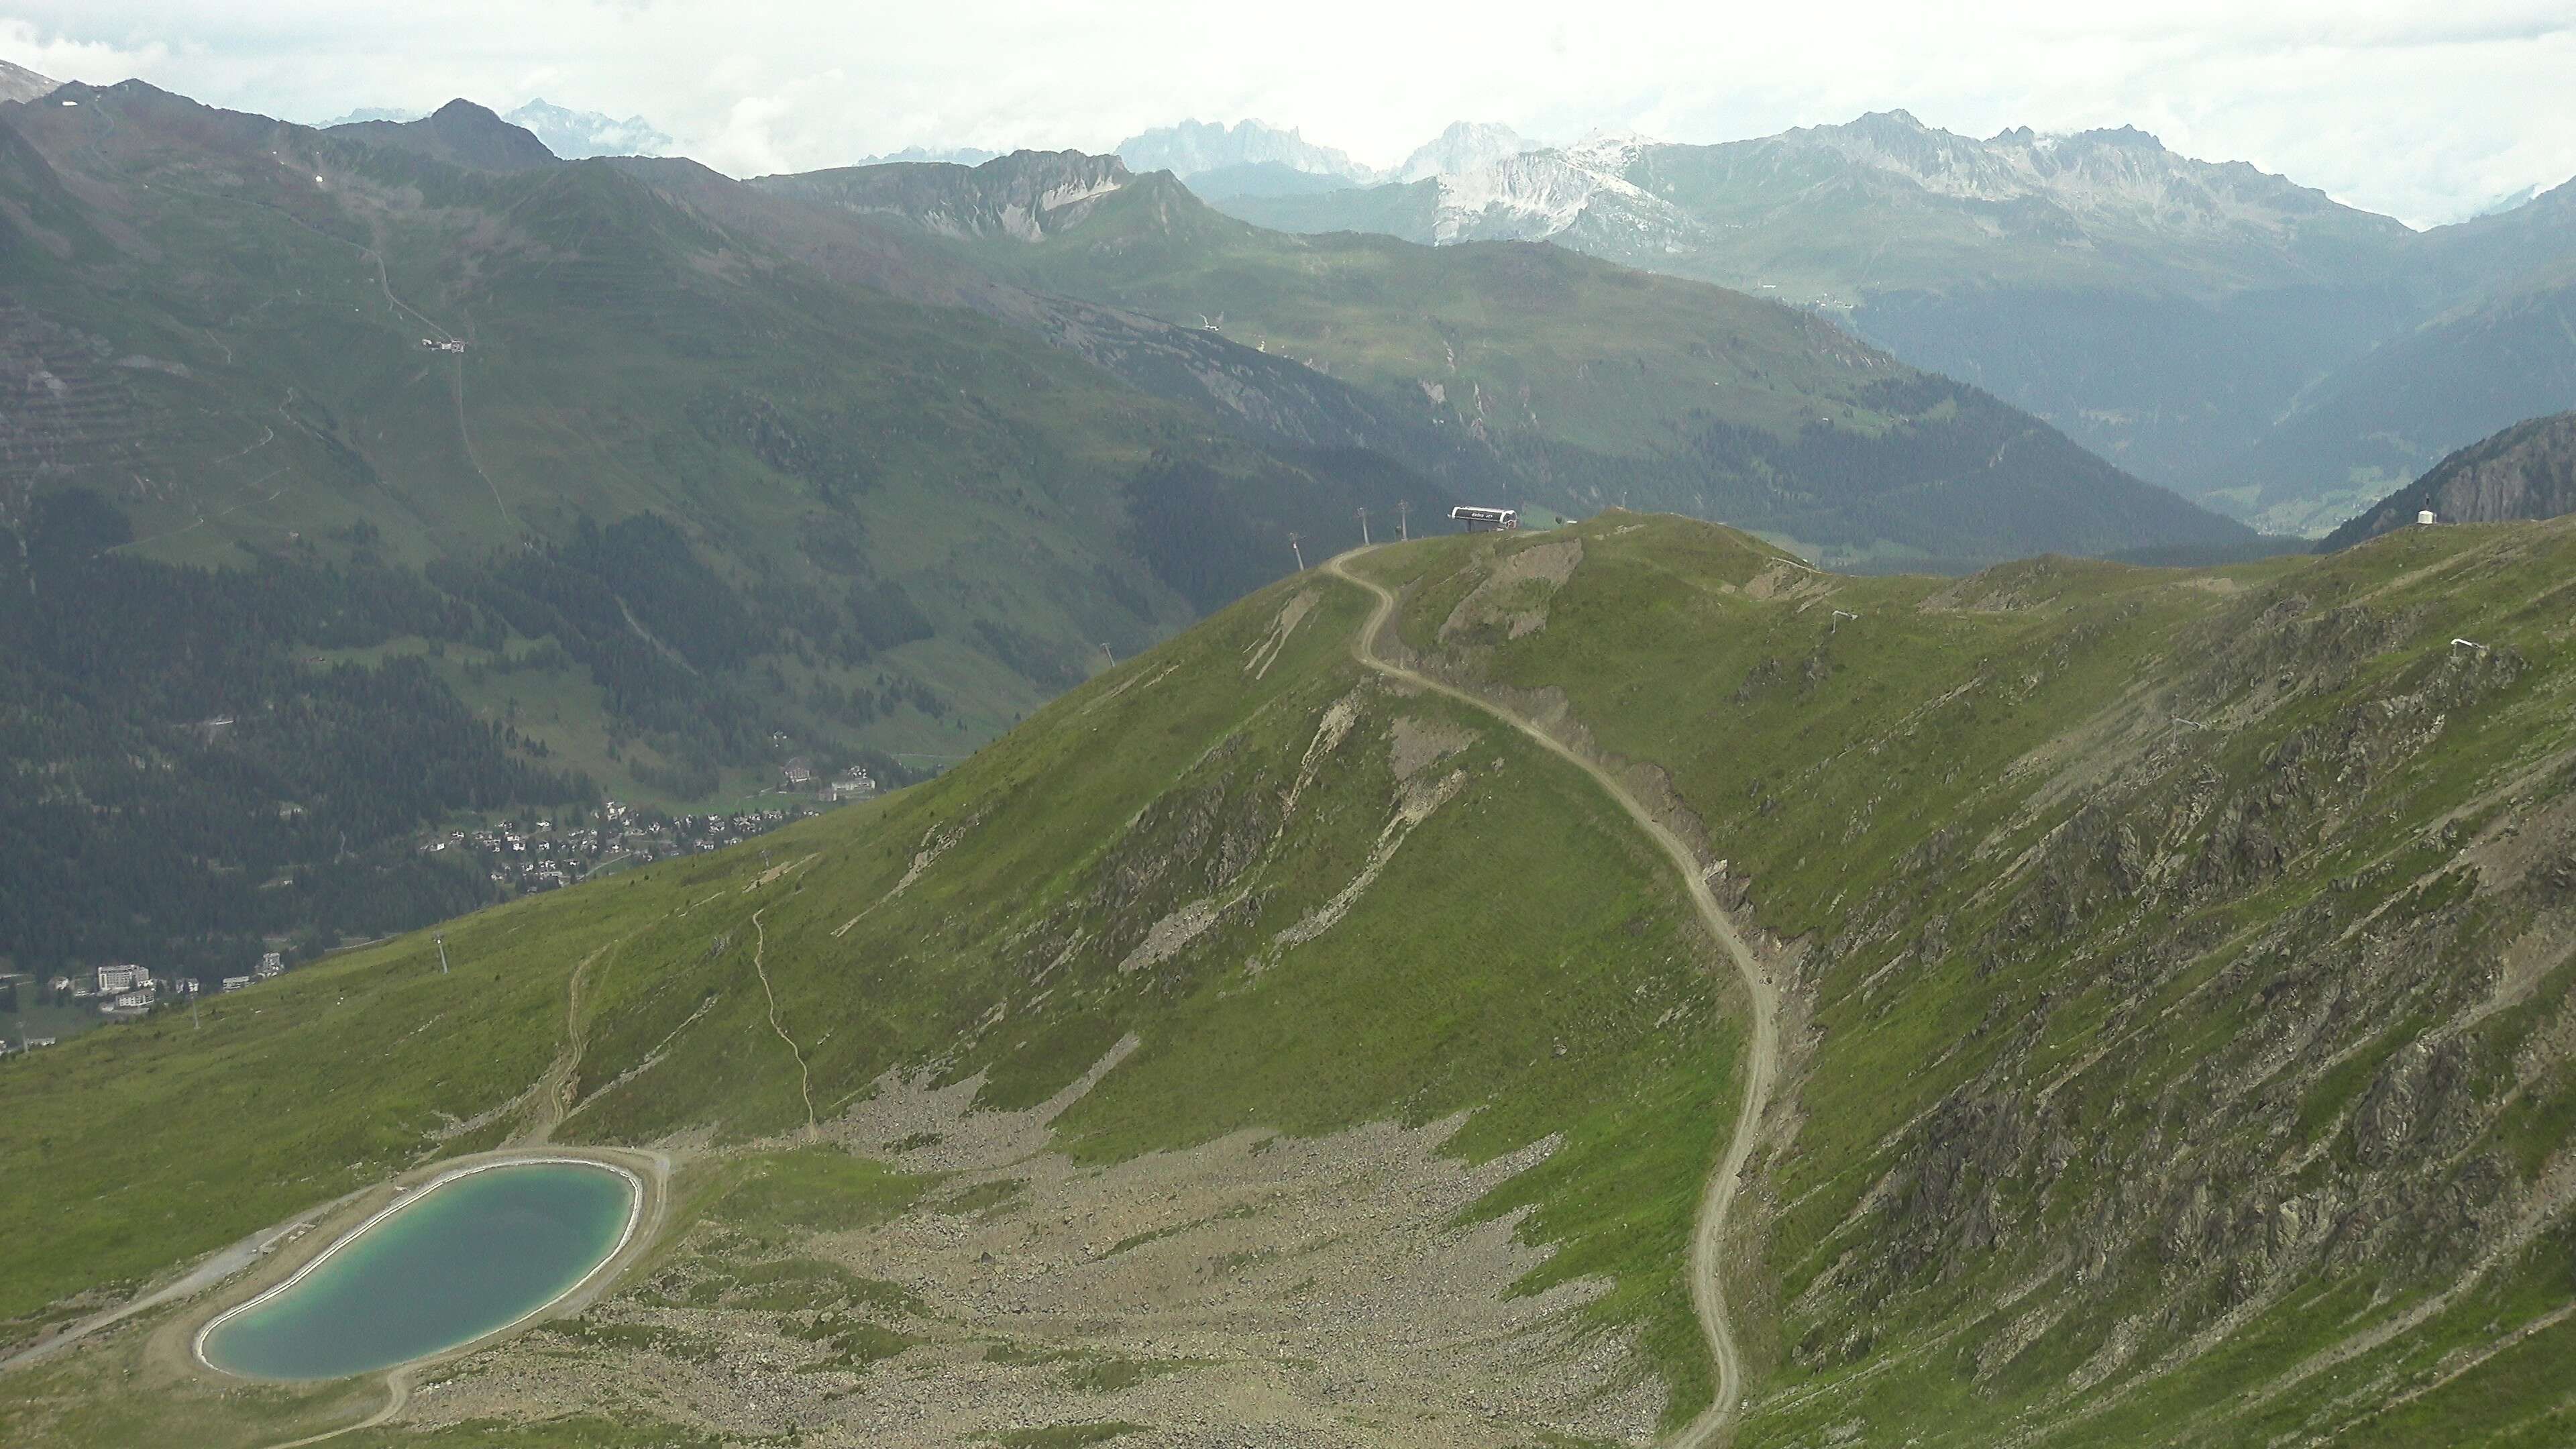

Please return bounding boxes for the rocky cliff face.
[2323,411,2576,547]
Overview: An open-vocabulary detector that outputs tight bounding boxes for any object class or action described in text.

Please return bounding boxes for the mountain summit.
[323,98,559,171]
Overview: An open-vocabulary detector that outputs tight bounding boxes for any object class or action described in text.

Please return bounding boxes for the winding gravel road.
[1326,548,1781,1448]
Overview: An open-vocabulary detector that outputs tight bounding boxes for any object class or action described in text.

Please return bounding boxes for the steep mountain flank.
[764,152,2257,570]
[2257,250,2576,527]
[2323,411,2576,549]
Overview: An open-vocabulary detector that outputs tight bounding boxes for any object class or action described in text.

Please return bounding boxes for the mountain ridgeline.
[5,513,2576,1448]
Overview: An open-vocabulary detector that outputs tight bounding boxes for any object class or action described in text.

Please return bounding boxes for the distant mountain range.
[1217,110,2576,537]
[321,97,673,158]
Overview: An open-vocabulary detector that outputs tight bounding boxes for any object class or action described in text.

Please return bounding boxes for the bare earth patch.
[409,1051,1663,1446]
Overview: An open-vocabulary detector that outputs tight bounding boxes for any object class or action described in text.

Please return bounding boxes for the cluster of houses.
[416,799,840,896]
[45,952,288,1021]
[784,759,879,802]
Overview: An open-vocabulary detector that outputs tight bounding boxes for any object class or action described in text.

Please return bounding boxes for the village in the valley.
[0,761,879,1057]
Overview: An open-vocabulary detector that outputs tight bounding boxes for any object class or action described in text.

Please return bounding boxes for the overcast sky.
[6,1,2571,227]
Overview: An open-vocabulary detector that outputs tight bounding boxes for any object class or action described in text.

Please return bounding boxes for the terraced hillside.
[758,152,2257,572]
[7,516,2575,1447]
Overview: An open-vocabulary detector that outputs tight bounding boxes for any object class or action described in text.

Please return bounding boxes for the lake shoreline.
[194,1155,645,1380]
[150,1144,671,1407]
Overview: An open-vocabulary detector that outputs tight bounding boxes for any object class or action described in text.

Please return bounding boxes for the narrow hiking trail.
[749,908,819,1137]
[517,943,614,1146]
[1325,549,1782,1449]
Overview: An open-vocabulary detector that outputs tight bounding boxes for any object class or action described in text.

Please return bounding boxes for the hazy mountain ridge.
[849,142,1002,167]
[1397,119,1540,182]
[503,97,673,158]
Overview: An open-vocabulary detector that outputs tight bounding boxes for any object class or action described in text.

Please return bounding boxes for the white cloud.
[4,1,2569,225]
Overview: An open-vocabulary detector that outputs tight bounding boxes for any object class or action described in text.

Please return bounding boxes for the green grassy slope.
[0,553,1747,1444]
[757,156,2255,570]
[1360,513,2576,1446]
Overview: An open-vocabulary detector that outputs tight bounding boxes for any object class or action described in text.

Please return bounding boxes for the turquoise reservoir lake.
[199,1160,637,1380]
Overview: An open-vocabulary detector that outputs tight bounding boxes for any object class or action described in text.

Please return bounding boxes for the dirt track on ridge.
[1325,548,1780,1448]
